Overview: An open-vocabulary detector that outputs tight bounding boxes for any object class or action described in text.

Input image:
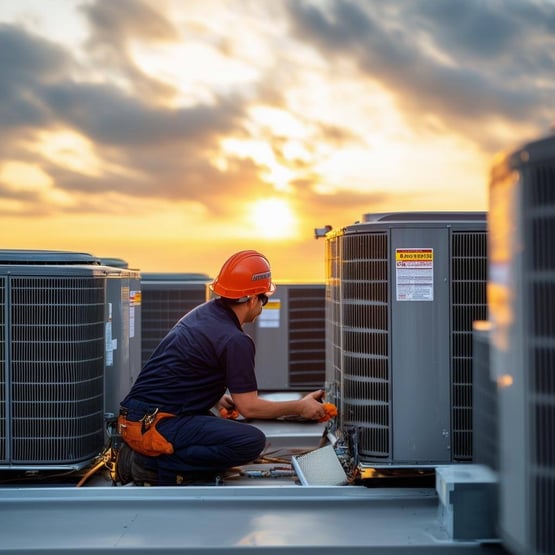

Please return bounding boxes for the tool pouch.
[118,408,175,457]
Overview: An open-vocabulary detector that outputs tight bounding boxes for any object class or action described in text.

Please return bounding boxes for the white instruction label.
[396,248,434,301]
[258,298,281,328]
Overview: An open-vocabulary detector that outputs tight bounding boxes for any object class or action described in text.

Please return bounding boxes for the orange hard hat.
[210,250,276,299]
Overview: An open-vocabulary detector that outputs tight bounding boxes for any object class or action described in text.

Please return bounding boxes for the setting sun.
[248,198,298,239]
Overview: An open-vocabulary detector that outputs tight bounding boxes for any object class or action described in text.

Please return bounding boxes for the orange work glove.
[318,402,338,422]
[219,407,240,419]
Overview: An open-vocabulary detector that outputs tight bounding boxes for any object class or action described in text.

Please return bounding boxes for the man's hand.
[217,394,235,411]
[299,389,326,421]
[217,394,240,419]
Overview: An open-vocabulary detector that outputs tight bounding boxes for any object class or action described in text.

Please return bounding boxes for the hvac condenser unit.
[100,259,142,417]
[325,212,487,465]
[0,250,107,469]
[245,283,326,391]
[488,134,555,555]
[140,273,211,366]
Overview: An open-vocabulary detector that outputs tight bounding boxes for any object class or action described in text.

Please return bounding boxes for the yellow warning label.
[130,291,142,306]
[395,249,433,262]
[265,300,281,310]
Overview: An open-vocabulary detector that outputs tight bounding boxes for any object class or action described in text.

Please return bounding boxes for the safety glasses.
[257,293,269,307]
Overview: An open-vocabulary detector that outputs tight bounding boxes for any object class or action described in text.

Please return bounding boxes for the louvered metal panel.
[248,284,326,391]
[9,276,106,464]
[0,277,5,462]
[451,232,488,460]
[140,273,211,367]
[528,158,555,555]
[472,321,498,471]
[288,287,325,388]
[325,234,342,410]
[340,233,390,458]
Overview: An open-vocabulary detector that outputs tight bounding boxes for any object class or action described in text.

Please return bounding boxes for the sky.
[0,0,554,281]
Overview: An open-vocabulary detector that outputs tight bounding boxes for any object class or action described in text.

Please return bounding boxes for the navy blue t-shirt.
[122,299,258,414]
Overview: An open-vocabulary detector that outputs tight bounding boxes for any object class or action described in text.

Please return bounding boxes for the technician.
[117,249,326,485]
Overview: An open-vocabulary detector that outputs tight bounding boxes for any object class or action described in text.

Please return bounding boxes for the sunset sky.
[1,0,554,281]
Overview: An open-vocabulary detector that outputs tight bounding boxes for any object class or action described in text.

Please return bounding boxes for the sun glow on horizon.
[248,198,298,239]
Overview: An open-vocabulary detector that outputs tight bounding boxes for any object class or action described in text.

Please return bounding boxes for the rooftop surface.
[0,418,509,554]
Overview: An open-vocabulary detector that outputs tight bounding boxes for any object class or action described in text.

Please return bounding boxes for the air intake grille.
[528,161,555,555]
[288,287,325,388]
[9,277,105,464]
[325,236,342,405]
[141,286,206,366]
[0,278,5,462]
[340,233,390,458]
[472,323,497,471]
[451,231,488,460]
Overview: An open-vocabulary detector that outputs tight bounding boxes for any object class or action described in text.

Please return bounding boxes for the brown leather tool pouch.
[118,409,175,457]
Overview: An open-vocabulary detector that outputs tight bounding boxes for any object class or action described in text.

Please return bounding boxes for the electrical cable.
[75,458,106,488]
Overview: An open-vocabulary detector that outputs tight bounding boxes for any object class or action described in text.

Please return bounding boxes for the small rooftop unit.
[0,250,107,469]
[325,212,488,466]
[245,283,326,391]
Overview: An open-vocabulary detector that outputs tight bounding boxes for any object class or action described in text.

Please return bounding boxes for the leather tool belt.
[118,406,175,457]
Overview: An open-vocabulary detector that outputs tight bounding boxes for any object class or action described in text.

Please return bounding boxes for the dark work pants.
[141,414,267,482]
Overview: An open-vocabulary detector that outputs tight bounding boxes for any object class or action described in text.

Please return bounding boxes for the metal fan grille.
[288,286,325,388]
[340,233,390,459]
[9,276,105,464]
[527,161,555,555]
[451,231,488,460]
[141,283,207,366]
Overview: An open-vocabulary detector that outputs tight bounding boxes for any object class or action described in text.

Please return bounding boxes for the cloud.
[43,81,244,146]
[0,24,72,130]
[0,18,270,217]
[80,0,181,101]
[1,0,553,231]
[285,0,555,151]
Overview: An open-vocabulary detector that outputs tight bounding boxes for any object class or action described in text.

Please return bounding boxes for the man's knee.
[237,425,266,460]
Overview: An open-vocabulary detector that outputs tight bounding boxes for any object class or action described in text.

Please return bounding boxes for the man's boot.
[115,444,158,486]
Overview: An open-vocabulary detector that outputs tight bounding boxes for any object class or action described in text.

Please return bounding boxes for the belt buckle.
[141,407,159,426]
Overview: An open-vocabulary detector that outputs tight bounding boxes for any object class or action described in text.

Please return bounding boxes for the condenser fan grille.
[527,161,555,555]
[450,232,488,461]
[340,233,390,459]
[0,279,6,462]
[141,283,208,366]
[2,276,105,465]
[288,287,326,388]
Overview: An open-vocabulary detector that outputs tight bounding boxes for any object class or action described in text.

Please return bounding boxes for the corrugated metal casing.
[325,212,488,465]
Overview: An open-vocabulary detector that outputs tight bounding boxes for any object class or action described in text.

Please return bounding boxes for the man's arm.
[231,389,326,420]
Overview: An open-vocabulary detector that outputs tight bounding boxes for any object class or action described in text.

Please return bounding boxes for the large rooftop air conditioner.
[0,250,107,469]
[100,259,142,417]
[325,212,488,466]
[488,134,555,555]
[140,273,211,367]
[244,283,326,391]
